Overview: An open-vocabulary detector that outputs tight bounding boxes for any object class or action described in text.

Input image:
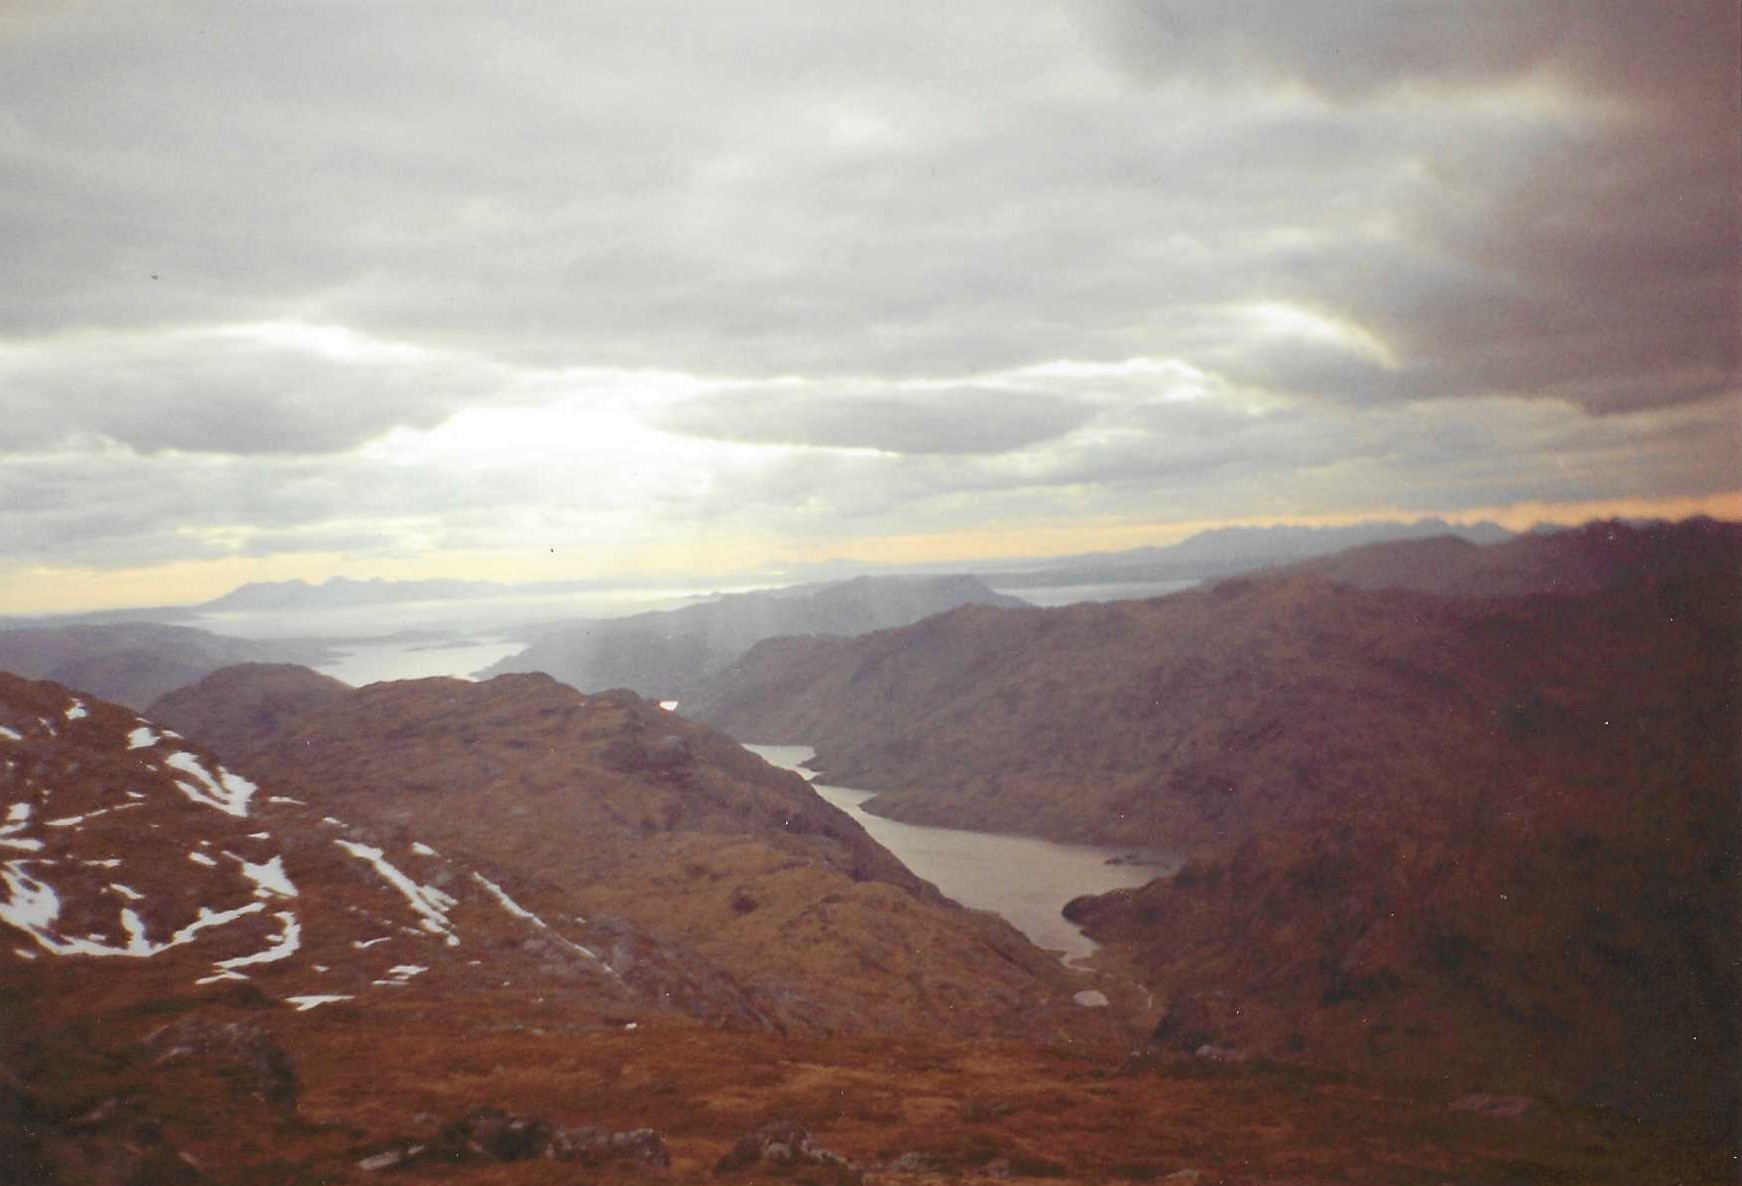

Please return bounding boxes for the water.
[313,639,527,686]
[185,577,1199,688]
[744,744,1172,962]
[990,579,1199,607]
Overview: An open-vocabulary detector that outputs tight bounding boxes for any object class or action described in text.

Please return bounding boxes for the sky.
[1,0,1737,612]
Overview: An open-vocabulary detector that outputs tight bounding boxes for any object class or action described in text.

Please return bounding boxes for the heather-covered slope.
[1066,800,1740,1135]
[147,662,351,757]
[690,518,1741,1131]
[0,672,772,1028]
[480,573,1026,699]
[691,519,1740,851]
[144,668,1085,1038]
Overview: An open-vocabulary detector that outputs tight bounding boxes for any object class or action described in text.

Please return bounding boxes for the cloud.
[0,1,1735,595]
[0,325,513,455]
[651,384,1095,454]
[1079,0,1741,413]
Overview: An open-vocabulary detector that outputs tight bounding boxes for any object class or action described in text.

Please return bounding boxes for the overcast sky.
[2,0,1737,611]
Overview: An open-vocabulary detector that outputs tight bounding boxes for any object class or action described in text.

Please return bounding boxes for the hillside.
[0,622,337,710]
[480,573,1026,700]
[4,680,1732,1181]
[1290,516,1740,596]
[688,519,1741,1128]
[139,666,1085,1038]
[690,519,1741,850]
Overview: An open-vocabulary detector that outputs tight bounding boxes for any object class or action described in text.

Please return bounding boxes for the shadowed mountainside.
[480,573,1026,700]
[1289,516,1739,596]
[688,519,1741,1130]
[690,519,1740,849]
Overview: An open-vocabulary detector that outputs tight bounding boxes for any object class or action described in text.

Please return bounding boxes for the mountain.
[5,682,1731,1181]
[690,519,1740,848]
[687,519,1740,1127]
[1289,515,1739,596]
[0,671,787,1028]
[141,665,1082,1038]
[984,517,1512,588]
[197,575,518,613]
[0,622,338,710]
[480,573,1027,700]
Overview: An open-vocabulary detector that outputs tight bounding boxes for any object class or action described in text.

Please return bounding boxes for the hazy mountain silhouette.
[481,573,1026,700]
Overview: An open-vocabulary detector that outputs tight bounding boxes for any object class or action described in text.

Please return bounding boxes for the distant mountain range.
[981,517,1513,588]
[479,573,1027,700]
[0,621,339,709]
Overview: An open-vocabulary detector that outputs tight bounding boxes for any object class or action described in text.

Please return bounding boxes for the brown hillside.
[1292,516,1742,596]
[690,519,1741,853]
[147,669,1089,1038]
[147,661,352,757]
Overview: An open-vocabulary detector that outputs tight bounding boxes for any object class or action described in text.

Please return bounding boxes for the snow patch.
[285,994,353,1012]
[410,842,438,857]
[109,883,144,901]
[0,726,21,742]
[267,795,305,806]
[471,872,608,968]
[215,911,301,970]
[187,851,217,867]
[0,806,40,853]
[161,751,257,817]
[127,726,160,750]
[238,855,298,899]
[353,937,391,950]
[64,700,87,722]
[335,840,459,946]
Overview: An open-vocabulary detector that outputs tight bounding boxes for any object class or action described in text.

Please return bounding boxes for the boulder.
[715,1119,862,1181]
[550,1124,671,1168]
[433,1107,552,1161]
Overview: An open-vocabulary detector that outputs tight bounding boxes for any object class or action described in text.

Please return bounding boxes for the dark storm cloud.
[653,385,1094,455]
[1083,0,1741,414]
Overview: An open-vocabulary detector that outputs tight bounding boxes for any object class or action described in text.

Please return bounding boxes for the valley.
[2,520,1737,1183]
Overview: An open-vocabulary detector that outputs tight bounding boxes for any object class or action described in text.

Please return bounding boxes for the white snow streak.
[161,751,257,817]
[285,994,353,1012]
[127,726,160,749]
[471,872,607,968]
[215,911,301,970]
[335,840,459,946]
